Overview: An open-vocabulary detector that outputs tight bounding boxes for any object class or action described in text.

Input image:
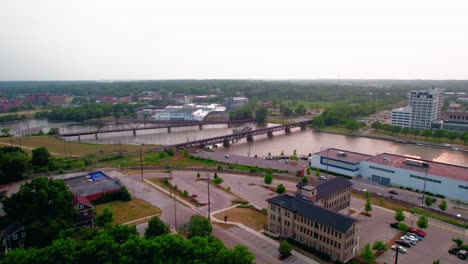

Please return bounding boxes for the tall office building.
[409,87,443,129]
[391,87,443,129]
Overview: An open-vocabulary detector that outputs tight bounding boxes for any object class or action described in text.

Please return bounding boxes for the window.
[459,185,468,190]
[21,232,26,238]
[270,205,276,211]
[369,166,395,173]
[13,234,18,240]
[409,174,441,184]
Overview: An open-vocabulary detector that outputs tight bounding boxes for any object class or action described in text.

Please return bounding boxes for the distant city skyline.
[1,0,467,81]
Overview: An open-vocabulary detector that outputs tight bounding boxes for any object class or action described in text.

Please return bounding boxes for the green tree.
[364,191,370,200]
[315,168,320,177]
[306,167,311,176]
[395,209,405,222]
[425,196,433,206]
[433,259,440,264]
[439,200,447,211]
[360,243,376,263]
[197,172,201,178]
[372,240,387,252]
[96,205,114,227]
[0,146,30,183]
[417,215,428,229]
[421,129,433,138]
[364,197,372,213]
[186,215,213,238]
[181,149,189,157]
[276,184,286,194]
[2,177,78,247]
[447,131,459,142]
[213,177,223,185]
[301,176,309,184]
[255,106,268,124]
[1,128,12,137]
[279,240,292,257]
[294,104,307,115]
[264,173,273,186]
[32,147,51,167]
[433,129,446,141]
[145,216,170,238]
[399,223,408,234]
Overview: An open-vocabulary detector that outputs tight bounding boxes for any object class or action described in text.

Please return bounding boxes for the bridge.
[172,120,312,149]
[60,119,255,139]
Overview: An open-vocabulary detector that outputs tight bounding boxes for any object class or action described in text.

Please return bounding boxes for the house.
[296,176,352,214]
[1,222,27,251]
[74,195,96,229]
[266,194,359,262]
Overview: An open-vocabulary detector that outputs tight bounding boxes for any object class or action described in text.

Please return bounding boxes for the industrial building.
[310,148,468,201]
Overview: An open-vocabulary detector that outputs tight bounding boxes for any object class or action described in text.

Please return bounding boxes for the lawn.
[100,152,218,168]
[0,135,157,156]
[95,198,161,225]
[318,126,354,135]
[352,192,411,212]
[213,207,267,231]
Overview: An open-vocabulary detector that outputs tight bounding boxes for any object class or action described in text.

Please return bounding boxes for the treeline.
[0,114,27,123]
[372,122,468,144]
[34,103,136,121]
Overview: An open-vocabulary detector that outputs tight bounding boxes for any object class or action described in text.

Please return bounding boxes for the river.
[1,119,467,166]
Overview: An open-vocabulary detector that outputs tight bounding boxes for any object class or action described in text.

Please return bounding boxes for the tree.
[276,184,286,194]
[364,191,370,200]
[197,172,200,178]
[278,240,292,257]
[32,147,51,167]
[439,200,447,211]
[421,129,433,138]
[417,215,428,229]
[447,131,459,143]
[264,173,273,186]
[96,205,113,227]
[360,243,376,263]
[315,168,320,177]
[1,128,12,137]
[364,197,372,213]
[433,129,446,141]
[294,104,307,115]
[394,209,405,222]
[301,176,309,184]
[372,240,387,252]
[2,177,78,247]
[186,215,213,238]
[433,259,440,264]
[255,106,268,124]
[145,216,169,238]
[213,177,223,185]
[425,196,433,206]
[399,223,408,234]
[306,167,311,176]
[0,146,30,183]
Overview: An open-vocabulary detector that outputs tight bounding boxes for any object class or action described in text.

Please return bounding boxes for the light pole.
[206,172,211,220]
[421,166,429,207]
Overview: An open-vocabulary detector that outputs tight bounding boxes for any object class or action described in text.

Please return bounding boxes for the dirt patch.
[213,207,267,231]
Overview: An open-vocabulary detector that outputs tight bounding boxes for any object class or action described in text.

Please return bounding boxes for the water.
[1,119,466,166]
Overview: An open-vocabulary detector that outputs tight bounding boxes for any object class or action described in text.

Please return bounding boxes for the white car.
[391,245,407,254]
[401,236,417,245]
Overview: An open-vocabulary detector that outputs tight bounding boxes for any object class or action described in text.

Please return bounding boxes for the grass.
[0,135,157,156]
[352,192,411,212]
[371,130,466,145]
[95,198,161,225]
[100,153,219,168]
[213,207,267,231]
[147,177,203,207]
[318,126,354,135]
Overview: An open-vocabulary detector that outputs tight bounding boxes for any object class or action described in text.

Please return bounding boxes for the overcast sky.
[1,0,467,81]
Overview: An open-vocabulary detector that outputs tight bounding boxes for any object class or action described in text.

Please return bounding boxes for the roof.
[267,194,358,233]
[64,171,122,197]
[74,195,94,208]
[366,153,468,182]
[313,148,373,164]
[2,222,24,237]
[315,177,353,200]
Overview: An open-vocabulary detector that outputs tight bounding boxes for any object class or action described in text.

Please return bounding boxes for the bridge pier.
[95,133,98,140]
[285,127,291,134]
[199,124,203,130]
[267,131,273,138]
[133,130,136,136]
[246,135,254,142]
[78,135,81,142]
[168,127,171,133]
[223,139,230,147]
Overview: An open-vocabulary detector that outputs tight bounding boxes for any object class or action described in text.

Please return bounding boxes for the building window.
[21,232,26,238]
[13,234,18,240]
[409,174,441,184]
[369,166,395,173]
[459,185,468,190]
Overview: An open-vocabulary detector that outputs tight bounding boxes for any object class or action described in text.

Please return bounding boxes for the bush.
[232,200,249,205]
[279,241,292,257]
[276,184,286,194]
[217,164,223,170]
[182,190,189,197]
[213,177,223,185]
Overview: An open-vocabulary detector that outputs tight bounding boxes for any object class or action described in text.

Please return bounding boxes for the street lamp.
[206,172,211,220]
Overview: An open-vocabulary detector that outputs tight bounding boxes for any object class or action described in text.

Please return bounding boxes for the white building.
[310,148,468,201]
[224,97,249,110]
[409,87,444,129]
[152,104,225,121]
[391,107,412,128]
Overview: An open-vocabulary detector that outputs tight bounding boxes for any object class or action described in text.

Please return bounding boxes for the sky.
[1,0,467,81]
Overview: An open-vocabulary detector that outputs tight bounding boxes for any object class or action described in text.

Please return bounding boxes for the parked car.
[389,190,398,195]
[458,250,468,260]
[390,222,400,229]
[396,240,411,248]
[224,154,230,158]
[408,228,426,238]
[406,233,423,241]
[319,176,327,180]
[391,245,407,254]
[431,197,437,203]
[418,194,424,199]
[401,236,417,245]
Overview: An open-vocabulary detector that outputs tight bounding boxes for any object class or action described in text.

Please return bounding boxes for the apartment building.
[409,87,444,129]
[296,176,352,214]
[266,194,359,262]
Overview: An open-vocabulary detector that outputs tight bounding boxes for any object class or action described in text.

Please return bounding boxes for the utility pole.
[139,147,144,182]
[206,172,211,220]
[421,166,429,206]
[394,246,399,264]
[171,161,177,229]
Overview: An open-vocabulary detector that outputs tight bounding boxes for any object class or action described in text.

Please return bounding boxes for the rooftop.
[314,148,373,164]
[64,171,122,197]
[315,177,353,200]
[267,194,358,233]
[366,153,468,181]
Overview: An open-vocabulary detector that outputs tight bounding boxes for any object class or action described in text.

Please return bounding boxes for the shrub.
[276,184,286,194]
[279,241,292,257]
[261,208,267,215]
[182,190,189,197]
[214,177,223,185]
